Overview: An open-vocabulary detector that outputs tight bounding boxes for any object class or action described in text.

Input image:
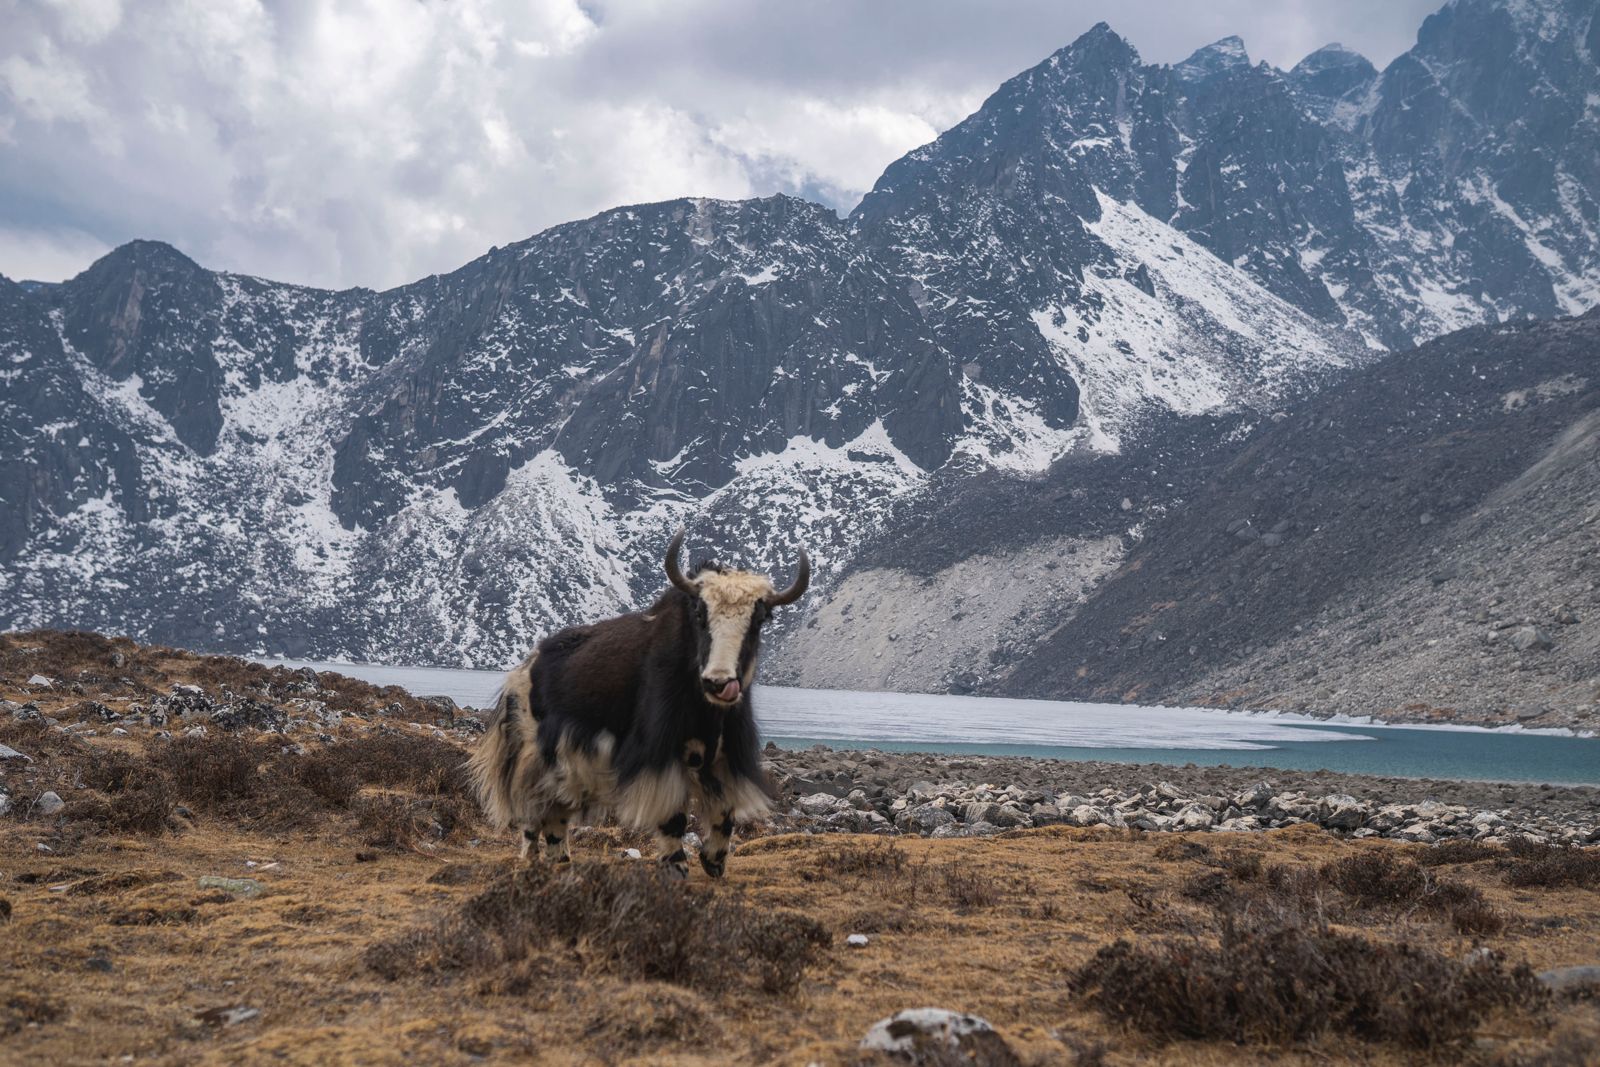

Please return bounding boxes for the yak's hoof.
[699,853,726,879]
[661,849,689,880]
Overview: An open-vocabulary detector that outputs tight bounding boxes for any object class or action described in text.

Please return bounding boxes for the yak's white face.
[692,568,775,707]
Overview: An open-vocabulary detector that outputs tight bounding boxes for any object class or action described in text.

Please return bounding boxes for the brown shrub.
[0,718,92,762]
[582,983,716,1053]
[1499,839,1600,890]
[354,793,475,851]
[1153,838,1213,862]
[942,864,1002,911]
[367,862,830,995]
[2,993,63,1036]
[1072,914,1546,1049]
[1322,851,1504,935]
[150,735,263,807]
[314,731,473,797]
[73,750,176,834]
[1483,1030,1600,1067]
[1417,839,1500,867]
[814,841,911,880]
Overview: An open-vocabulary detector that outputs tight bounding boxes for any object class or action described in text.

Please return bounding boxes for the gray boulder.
[798,792,843,817]
[1318,794,1370,830]
[896,803,957,834]
[1511,626,1554,652]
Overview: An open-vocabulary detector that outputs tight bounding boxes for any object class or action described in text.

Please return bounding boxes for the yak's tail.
[466,652,538,831]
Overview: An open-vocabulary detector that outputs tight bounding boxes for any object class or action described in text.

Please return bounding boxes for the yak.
[468,528,809,878]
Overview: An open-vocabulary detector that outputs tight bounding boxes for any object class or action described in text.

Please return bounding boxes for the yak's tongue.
[718,679,741,702]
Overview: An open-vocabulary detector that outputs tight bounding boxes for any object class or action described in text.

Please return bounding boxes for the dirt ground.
[2,820,1598,1066]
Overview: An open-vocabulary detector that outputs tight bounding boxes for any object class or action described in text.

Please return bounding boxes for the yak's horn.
[664,527,696,594]
[767,548,811,606]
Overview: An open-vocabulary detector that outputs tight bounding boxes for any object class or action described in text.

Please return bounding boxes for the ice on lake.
[262,658,1365,751]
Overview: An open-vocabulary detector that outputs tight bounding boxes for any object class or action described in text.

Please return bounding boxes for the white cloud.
[0,0,1442,288]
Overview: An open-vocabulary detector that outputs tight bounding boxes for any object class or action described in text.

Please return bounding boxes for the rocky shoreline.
[765,744,1600,847]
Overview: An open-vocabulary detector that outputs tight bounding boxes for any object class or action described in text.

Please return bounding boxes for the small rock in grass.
[195,1006,261,1028]
[1537,966,1600,995]
[622,848,642,860]
[26,674,53,688]
[847,933,870,948]
[36,791,65,816]
[860,1008,1018,1065]
[0,743,29,762]
[197,876,264,898]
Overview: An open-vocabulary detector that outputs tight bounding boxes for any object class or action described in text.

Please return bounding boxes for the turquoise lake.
[265,660,1600,786]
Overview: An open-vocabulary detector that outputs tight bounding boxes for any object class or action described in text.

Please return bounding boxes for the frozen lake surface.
[264,659,1600,785]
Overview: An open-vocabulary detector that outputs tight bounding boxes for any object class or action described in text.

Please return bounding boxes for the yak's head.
[664,528,809,708]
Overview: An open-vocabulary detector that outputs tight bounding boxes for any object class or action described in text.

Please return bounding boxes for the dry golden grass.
[4,818,1599,1066]
[4,629,1599,1064]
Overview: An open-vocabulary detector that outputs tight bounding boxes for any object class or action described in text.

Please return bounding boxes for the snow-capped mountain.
[3,0,1597,669]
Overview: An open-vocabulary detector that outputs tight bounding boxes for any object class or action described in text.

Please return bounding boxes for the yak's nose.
[703,676,741,702]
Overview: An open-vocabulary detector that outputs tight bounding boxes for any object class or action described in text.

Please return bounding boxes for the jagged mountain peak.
[1287,42,1379,110]
[1291,42,1376,76]
[82,238,204,279]
[1047,21,1141,68]
[1175,35,1252,79]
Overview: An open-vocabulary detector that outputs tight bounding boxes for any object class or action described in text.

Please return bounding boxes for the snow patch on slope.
[1032,192,1355,451]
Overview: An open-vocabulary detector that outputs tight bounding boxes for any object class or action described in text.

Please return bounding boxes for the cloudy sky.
[1,0,1444,291]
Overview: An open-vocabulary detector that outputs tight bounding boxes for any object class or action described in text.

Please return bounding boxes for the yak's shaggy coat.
[468,531,807,877]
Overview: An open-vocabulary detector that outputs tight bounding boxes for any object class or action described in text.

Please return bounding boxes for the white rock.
[846,933,870,948]
[798,792,842,817]
[0,743,29,762]
[860,1009,997,1056]
[26,674,52,688]
[37,791,65,816]
[622,848,642,860]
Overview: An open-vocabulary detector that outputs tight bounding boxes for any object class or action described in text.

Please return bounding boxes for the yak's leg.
[519,827,538,863]
[655,811,690,879]
[540,804,574,864]
[698,804,735,879]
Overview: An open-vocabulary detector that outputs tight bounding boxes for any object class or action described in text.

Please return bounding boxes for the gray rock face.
[5,3,1598,674]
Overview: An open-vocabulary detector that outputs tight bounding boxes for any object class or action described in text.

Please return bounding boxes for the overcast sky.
[0,0,1444,291]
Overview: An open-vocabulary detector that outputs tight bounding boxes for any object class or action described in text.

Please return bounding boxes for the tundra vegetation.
[2,630,1598,1064]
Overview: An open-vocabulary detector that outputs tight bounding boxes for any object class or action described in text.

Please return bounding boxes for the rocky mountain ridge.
[3,0,1598,702]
